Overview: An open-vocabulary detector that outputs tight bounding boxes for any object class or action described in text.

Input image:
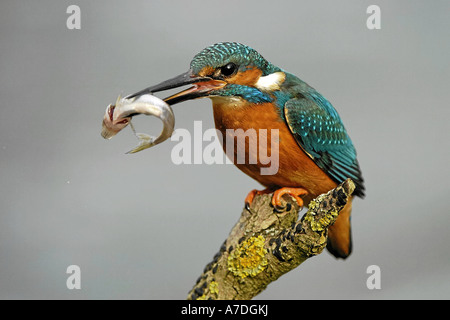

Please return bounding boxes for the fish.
[101,93,175,154]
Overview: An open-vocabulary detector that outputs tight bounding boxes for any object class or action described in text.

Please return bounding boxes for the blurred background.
[0,0,449,299]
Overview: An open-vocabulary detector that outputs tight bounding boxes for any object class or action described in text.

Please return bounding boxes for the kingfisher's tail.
[326,199,353,259]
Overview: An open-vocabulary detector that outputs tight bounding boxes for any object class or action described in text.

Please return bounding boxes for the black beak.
[126,70,226,105]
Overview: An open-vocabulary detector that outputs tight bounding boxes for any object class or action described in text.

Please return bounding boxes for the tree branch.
[187,179,355,300]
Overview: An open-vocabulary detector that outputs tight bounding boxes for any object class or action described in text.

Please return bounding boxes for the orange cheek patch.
[227,68,262,86]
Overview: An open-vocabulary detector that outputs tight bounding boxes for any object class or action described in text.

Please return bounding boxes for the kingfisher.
[128,42,365,259]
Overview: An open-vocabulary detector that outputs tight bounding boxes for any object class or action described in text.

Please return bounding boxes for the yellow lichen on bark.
[209,281,219,295]
[303,195,339,231]
[188,180,356,300]
[227,235,268,279]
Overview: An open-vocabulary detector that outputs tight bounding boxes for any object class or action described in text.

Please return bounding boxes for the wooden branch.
[187,179,355,300]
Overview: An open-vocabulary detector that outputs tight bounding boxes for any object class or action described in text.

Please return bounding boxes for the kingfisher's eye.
[220,63,237,77]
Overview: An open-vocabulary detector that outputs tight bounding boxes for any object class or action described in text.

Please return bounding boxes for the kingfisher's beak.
[126,70,226,105]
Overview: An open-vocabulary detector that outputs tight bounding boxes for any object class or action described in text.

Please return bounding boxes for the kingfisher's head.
[128,42,286,105]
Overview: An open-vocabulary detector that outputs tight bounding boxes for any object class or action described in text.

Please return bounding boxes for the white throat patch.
[255,71,286,91]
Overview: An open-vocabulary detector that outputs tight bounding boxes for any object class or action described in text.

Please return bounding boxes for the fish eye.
[220,63,237,77]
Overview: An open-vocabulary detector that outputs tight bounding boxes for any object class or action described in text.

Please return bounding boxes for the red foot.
[245,187,273,209]
[272,187,308,209]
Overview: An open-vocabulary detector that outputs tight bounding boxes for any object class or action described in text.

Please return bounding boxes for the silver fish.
[101,94,175,154]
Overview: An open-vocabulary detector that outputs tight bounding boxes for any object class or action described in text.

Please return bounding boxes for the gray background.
[0,0,449,299]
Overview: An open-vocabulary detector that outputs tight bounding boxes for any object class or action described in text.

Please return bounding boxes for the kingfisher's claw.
[273,202,292,213]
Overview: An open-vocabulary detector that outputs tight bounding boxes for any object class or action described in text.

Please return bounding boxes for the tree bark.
[187,179,355,300]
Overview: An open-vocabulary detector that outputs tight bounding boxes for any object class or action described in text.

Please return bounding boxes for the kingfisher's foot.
[272,187,308,212]
[245,187,273,211]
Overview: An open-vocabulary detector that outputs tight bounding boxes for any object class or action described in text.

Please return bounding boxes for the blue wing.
[284,95,365,197]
